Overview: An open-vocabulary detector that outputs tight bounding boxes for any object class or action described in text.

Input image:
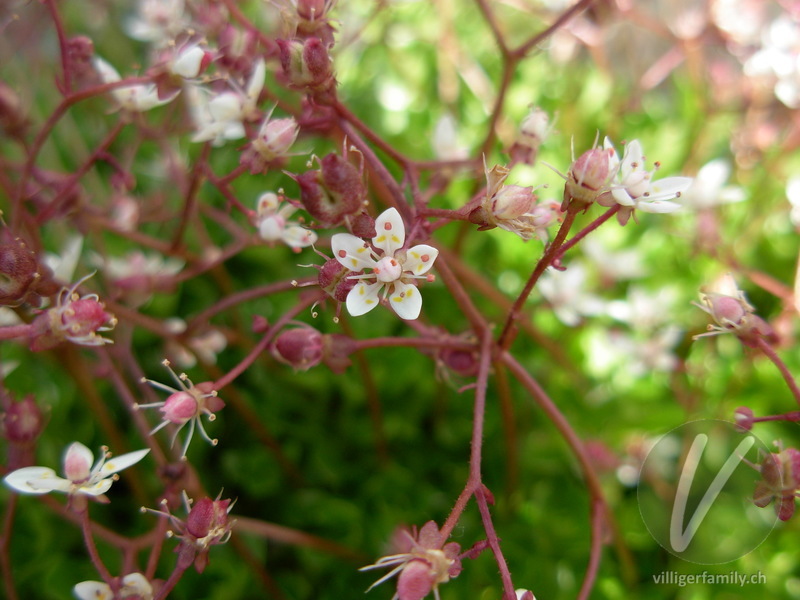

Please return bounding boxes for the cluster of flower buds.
[469,162,561,242]
[360,521,462,600]
[693,277,776,347]
[293,152,367,227]
[278,0,338,47]
[272,325,353,372]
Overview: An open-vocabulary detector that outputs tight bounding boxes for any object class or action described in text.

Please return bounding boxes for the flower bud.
[318,258,358,301]
[734,406,754,432]
[397,559,434,600]
[161,392,199,425]
[350,211,376,238]
[277,38,335,95]
[273,327,324,370]
[0,82,29,138]
[491,185,536,220]
[253,117,299,161]
[563,147,614,210]
[0,240,40,306]
[2,395,44,444]
[295,153,365,226]
[170,44,212,79]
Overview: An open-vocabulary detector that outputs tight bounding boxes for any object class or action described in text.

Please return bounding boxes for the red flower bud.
[277,38,335,96]
[0,240,40,305]
[295,153,365,226]
[273,327,324,370]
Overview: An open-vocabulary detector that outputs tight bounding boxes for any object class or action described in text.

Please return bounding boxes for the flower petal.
[73,580,113,600]
[389,281,422,320]
[620,140,644,180]
[649,176,693,201]
[346,282,383,316]
[98,448,150,477]
[121,573,153,596]
[79,478,115,496]
[610,187,636,207]
[4,467,63,494]
[373,208,405,256]
[331,233,376,271]
[64,442,94,480]
[282,225,318,249]
[636,199,681,214]
[403,245,438,276]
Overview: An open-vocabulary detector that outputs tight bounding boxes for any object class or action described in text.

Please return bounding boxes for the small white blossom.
[169,44,208,79]
[74,573,153,600]
[332,208,438,320]
[538,263,604,326]
[126,0,187,45]
[255,192,317,250]
[187,60,265,145]
[679,159,746,210]
[3,442,149,498]
[93,57,172,113]
[787,176,800,226]
[600,139,692,225]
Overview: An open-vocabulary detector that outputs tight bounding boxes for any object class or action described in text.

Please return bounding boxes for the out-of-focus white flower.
[606,327,682,376]
[164,318,227,368]
[787,176,800,226]
[744,15,800,108]
[4,442,148,499]
[581,237,647,282]
[711,0,769,47]
[254,192,317,250]
[94,58,173,112]
[187,59,265,145]
[679,159,746,210]
[74,573,153,600]
[606,286,678,331]
[126,0,187,45]
[432,113,468,160]
[538,263,604,326]
[169,44,210,79]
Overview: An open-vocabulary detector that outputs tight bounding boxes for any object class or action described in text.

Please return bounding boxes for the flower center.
[374,256,402,283]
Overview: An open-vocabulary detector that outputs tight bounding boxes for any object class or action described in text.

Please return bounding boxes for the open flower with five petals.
[598,139,692,225]
[331,208,438,320]
[3,442,149,500]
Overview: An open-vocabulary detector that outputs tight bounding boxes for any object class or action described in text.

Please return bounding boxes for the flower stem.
[80,507,113,585]
[757,337,800,407]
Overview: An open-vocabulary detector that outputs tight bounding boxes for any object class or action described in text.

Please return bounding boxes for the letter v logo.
[669,433,756,552]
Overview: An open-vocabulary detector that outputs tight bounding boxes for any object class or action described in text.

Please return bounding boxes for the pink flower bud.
[2,395,44,444]
[277,38,335,94]
[187,497,217,539]
[295,153,365,226]
[491,185,536,220]
[734,406,754,432]
[564,147,614,209]
[704,293,746,326]
[0,239,43,306]
[350,211,377,238]
[64,443,92,482]
[318,258,358,302]
[273,327,324,370]
[397,559,434,600]
[252,117,299,161]
[160,392,199,425]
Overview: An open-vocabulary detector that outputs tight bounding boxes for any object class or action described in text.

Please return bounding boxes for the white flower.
[93,57,172,113]
[537,263,604,326]
[331,208,438,320]
[169,44,208,79]
[255,192,317,250]
[600,139,692,225]
[74,572,153,600]
[126,0,187,45]
[679,159,746,210]
[787,176,800,226]
[187,59,265,146]
[3,442,149,498]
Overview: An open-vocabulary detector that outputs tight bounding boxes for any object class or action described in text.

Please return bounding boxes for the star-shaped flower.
[3,442,149,500]
[331,208,438,320]
[599,139,692,225]
[93,57,173,113]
